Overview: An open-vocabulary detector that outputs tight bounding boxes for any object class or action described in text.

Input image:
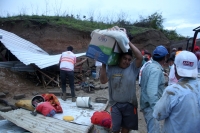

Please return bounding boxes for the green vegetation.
[0,15,148,34]
[133,12,186,40]
[0,12,186,40]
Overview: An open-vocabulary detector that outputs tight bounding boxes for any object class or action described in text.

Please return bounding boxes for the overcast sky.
[0,0,200,38]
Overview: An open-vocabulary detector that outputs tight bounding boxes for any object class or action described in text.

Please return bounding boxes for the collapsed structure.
[0,29,86,87]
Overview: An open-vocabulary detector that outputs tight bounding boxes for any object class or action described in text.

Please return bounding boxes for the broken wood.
[36,68,59,88]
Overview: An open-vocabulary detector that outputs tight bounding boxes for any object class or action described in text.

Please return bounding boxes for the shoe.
[72,97,76,102]
[61,93,67,101]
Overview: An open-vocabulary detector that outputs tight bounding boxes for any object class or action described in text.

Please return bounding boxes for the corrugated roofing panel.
[0,109,91,133]
[0,29,86,69]
[0,61,19,68]
[0,120,28,132]
[0,29,48,54]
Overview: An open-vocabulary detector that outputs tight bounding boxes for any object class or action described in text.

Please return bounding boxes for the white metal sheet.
[0,29,86,69]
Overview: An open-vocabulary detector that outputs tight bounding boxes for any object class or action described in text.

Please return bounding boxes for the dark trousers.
[60,70,75,97]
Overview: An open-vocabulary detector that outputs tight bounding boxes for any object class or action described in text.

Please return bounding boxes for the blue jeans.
[60,70,75,97]
[142,107,162,133]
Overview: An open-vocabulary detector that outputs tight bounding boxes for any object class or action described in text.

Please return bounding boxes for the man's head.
[178,47,182,51]
[144,50,151,62]
[118,49,132,69]
[172,48,177,52]
[152,45,168,64]
[67,46,73,51]
[174,51,198,78]
[167,57,174,67]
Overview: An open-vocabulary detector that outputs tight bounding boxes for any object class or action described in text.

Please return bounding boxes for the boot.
[72,97,76,102]
[61,93,67,101]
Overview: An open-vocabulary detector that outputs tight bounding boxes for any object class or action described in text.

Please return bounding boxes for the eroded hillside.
[0,20,170,54]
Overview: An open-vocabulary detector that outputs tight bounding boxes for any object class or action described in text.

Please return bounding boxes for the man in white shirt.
[167,57,178,86]
[59,46,76,102]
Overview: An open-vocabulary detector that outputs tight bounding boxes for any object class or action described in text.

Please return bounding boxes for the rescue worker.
[59,46,76,102]
[153,51,200,133]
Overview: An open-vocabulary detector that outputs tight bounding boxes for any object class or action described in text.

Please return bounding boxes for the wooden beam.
[36,69,59,88]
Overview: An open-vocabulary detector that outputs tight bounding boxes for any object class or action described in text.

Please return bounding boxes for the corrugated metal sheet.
[0,61,35,72]
[0,109,91,133]
[0,29,86,69]
[0,61,19,68]
[0,29,48,54]
[0,120,28,132]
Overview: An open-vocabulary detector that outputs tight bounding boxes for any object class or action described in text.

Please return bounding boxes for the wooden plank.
[36,69,59,88]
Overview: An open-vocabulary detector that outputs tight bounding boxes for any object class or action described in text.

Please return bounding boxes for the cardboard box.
[86,32,121,65]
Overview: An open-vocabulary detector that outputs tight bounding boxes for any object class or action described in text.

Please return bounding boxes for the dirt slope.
[1,20,170,55]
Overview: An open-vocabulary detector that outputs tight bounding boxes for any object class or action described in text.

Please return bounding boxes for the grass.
[0,15,151,35]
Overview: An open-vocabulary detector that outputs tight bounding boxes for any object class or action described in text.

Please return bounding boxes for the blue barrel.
[92,72,96,78]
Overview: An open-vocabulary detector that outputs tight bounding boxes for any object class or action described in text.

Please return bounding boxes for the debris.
[95,97,108,104]
[0,92,6,98]
[94,85,101,90]
[32,91,39,96]
[0,99,9,106]
[3,91,9,95]
[13,94,25,100]
[75,85,81,91]
[48,90,62,96]
[0,106,12,112]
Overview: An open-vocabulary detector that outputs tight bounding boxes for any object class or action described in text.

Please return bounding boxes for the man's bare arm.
[129,42,143,68]
[100,64,108,84]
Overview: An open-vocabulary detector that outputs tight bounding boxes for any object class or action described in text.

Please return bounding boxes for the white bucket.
[76,97,92,108]
[93,125,109,133]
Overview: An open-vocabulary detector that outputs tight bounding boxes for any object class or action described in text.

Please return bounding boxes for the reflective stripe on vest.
[61,57,75,64]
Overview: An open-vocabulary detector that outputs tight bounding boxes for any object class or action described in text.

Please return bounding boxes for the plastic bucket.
[31,95,45,108]
[76,97,91,108]
[93,125,109,133]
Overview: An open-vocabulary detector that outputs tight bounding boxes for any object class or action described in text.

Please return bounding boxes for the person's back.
[60,51,76,70]
[140,59,165,109]
[154,78,200,133]
[59,46,76,102]
[140,45,168,133]
[138,59,152,85]
[153,51,200,133]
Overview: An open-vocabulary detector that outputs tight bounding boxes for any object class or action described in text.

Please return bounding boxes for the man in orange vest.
[59,46,76,102]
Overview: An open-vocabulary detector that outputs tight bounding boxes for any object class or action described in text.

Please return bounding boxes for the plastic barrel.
[92,72,96,78]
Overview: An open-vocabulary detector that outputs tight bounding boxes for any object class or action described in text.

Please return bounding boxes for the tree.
[161,29,186,40]
[133,12,164,29]
[133,12,186,40]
